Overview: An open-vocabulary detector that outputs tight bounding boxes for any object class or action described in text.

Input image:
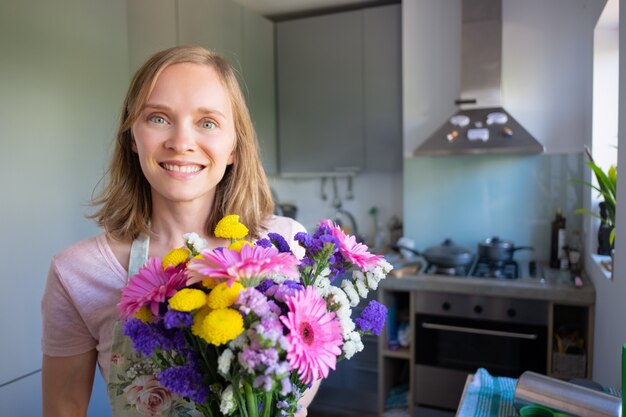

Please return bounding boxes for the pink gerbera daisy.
[321,219,382,269]
[280,286,343,384]
[186,245,300,287]
[118,258,187,319]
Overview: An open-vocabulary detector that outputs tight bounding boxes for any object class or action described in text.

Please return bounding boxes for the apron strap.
[128,233,150,279]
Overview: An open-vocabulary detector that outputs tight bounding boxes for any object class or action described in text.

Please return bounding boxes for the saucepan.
[393,238,474,268]
[478,236,533,262]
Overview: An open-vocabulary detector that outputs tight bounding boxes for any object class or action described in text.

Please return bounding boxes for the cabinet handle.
[421,322,538,340]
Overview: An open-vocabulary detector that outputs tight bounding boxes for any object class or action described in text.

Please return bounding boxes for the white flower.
[268,272,288,284]
[314,276,331,297]
[342,340,357,359]
[339,315,356,338]
[217,348,234,376]
[366,272,380,290]
[183,232,208,253]
[354,279,369,298]
[352,270,365,282]
[228,333,248,350]
[349,330,363,350]
[326,286,350,311]
[220,385,236,415]
[341,279,360,307]
[342,331,364,358]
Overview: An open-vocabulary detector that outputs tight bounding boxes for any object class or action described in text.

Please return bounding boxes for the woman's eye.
[201,120,216,129]
[149,115,167,125]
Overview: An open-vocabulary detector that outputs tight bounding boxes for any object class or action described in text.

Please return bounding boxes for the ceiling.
[232,0,394,19]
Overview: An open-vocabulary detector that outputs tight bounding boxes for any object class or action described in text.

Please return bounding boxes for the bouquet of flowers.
[116,215,392,417]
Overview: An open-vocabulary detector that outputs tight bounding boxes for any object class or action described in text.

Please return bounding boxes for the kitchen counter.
[380,267,595,305]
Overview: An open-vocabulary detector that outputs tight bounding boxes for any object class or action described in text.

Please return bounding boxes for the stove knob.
[442,302,451,311]
[473,305,483,314]
[507,308,517,318]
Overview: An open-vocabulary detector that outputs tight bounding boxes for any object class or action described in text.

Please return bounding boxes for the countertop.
[380,266,595,305]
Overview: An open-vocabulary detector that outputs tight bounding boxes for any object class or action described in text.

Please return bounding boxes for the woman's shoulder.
[262,215,307,238]
[51,233,126,278]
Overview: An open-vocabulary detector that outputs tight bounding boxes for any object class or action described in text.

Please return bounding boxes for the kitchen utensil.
[478,237,533,262]
[514,371,621,417]
[393,239,473,268]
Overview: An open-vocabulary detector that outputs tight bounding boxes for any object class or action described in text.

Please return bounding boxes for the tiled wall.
[269,171,403,247]
[403,153,584,262]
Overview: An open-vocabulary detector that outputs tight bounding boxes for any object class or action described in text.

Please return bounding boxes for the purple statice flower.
[237,287,271,317]
[256,279,275,294]
[163,309,193,329]
[123,319,187,356]
[157,364,208,403]
[254,375,274,392]
[268,232,292,253]
[355,300,388,336]
[255,238,272,248]
[256,315,284,343]
[239,347,263,373]
[264,280,304,304]
[294,231,312,248]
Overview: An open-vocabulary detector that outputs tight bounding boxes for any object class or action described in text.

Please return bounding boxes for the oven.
[414,291,548,410]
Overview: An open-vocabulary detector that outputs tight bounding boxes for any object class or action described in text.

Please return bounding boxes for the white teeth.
[162,163,202,173]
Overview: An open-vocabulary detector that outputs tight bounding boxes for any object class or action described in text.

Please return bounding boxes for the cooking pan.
[478,236,533,262]
[393,239,474,268]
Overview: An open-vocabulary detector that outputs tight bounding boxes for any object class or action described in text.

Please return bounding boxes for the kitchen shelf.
[381,348,411,359]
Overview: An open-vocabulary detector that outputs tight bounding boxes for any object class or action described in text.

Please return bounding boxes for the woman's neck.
[149,198,214,256]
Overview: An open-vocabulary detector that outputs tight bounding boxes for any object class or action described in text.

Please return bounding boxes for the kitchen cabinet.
[126,0,278,174]
[363,5,402,172]
[377,278,595,415]
[276,5,402,175]
[310,286,380,416]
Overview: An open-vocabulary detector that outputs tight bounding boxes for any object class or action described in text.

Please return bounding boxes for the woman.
[41,45,317,416]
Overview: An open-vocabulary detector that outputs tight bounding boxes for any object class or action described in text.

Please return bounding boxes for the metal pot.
[478,236,533,262]
[395,239,473,268]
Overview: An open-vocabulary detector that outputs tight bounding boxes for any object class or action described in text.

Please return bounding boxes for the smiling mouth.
[160,163,204,173]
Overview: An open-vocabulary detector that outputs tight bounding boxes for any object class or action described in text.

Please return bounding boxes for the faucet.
[330,177,360,241]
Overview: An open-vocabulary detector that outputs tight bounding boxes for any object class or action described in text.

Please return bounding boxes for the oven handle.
[421,322,538,340]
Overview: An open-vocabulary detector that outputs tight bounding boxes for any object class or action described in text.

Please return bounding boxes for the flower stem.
[244,382,258,417]
[262,391,273,417]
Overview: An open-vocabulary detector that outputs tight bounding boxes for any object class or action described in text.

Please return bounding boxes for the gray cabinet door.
[364,5,402,172]
[277,11,365,174]
[242,9,277,175]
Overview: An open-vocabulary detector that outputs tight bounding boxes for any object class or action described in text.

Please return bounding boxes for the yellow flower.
[162,247,191,270]
[168,288,207,312]
[191,306,211,334]
[207,282,244,309]
[228,240,253,252]
[134,306,152,323]
[192,308,244,346]
[214,215,249,239]
[202,277,218,289]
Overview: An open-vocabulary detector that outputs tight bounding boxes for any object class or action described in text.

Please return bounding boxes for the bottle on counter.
[550,209,566,269]
[598,202,614,256]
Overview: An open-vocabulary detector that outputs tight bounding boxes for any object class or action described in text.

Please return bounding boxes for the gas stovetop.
[424,258,543,281]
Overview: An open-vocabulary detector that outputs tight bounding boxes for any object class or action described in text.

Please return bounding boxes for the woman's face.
[131,63,236,207]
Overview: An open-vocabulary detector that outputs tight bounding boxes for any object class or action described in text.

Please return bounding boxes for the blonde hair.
[90,45,274,240]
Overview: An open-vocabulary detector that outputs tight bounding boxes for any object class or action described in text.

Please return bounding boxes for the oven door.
[414,313,547,410]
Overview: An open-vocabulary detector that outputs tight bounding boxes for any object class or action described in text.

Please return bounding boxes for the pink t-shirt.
[41,215,306,382]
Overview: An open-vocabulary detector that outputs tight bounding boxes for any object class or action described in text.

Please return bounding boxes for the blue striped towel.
[456,368,518,417]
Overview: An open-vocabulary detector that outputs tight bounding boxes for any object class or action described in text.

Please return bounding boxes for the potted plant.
[574,146,617,255]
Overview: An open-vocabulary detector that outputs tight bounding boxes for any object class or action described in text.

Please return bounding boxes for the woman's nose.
[165,124,196,153]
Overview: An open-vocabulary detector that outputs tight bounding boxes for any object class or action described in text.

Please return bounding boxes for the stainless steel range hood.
[414,0,544,156]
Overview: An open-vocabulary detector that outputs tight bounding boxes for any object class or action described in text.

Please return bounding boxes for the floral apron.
[107,235,200,417]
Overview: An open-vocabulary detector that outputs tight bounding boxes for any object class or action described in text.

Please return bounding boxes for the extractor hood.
[414,0,544,156]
